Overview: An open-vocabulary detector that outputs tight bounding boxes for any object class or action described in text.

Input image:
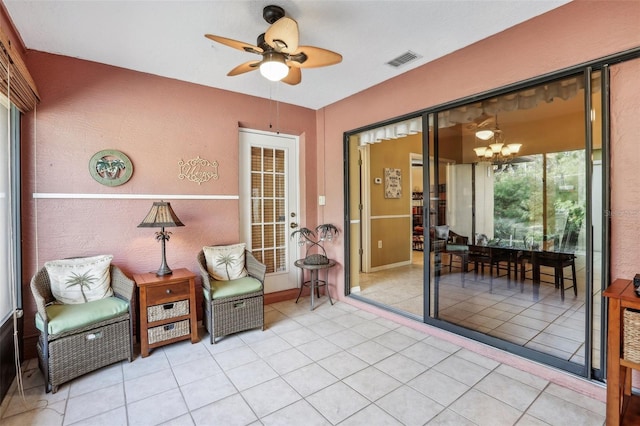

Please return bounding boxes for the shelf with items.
[412,192,424,251]
[412,192,424,227]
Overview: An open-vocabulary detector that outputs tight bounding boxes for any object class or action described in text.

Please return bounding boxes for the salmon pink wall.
[610,60,640,274]
[20,52,317,352]
[319,0,640,299]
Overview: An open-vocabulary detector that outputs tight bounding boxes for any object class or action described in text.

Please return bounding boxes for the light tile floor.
[357,251,600,364]
[1,298,605,425]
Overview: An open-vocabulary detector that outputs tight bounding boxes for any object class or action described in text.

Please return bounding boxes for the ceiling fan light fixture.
[507,143,522,154]
[473,147,487,157]
[475,129,495,140]
[259,52,289,81]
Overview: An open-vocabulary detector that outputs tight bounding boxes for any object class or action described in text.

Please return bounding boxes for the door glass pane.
[349,118,425,318]
[432,75,588,366]
[275,150,285,173]
[250,146,288,274]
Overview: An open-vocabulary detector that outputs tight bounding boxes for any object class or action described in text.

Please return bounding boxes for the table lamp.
[138,201,185,276]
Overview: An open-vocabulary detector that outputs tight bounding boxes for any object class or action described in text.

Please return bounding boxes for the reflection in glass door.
[429,74,594,374]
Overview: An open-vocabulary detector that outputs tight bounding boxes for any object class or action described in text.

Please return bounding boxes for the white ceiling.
[4,0,570,110]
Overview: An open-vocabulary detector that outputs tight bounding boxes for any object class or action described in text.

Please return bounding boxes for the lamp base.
[156,236,173,276]
[155,265,173,276]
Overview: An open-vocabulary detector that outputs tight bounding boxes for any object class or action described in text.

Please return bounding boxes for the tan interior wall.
[369,133,421,267]
[370,217,412,267]
[370,134,422,215]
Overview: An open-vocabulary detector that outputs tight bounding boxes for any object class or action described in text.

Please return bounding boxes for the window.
[0,95,18,323]
[0,94,21,400]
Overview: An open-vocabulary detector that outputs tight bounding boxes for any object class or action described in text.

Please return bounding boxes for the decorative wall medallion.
[89,150,133,186]
[178,156,219,185]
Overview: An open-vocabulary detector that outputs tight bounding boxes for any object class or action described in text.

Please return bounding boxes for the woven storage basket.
[147,300,189,322]
[623,309,640,363]
[303,254,329,265]
[39,319,131,388]
[148,319,190,345]
[207,292,263,338]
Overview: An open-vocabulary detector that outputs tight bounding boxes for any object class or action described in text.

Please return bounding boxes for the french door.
[239,129,300,293]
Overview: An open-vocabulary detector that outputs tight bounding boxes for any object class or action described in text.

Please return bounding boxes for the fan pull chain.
[269,83,274,130]
[268,82,280,134]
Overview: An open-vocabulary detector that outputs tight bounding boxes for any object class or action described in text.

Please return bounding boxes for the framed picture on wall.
[384,168,402,198]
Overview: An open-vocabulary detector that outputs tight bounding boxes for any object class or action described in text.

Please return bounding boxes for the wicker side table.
[603,278,640,425]
[294,259,336,310]
[134,268,198,357]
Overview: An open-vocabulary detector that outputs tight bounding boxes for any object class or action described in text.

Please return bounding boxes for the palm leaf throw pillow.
[45,255,114,304]
[203,243,248,281]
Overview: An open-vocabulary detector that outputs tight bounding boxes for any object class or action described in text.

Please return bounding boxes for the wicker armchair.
[30,264,134,393]
[197,249,265,344]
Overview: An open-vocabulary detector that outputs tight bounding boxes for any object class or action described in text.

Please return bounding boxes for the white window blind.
[0,28,39,112]
[0,94,11,322]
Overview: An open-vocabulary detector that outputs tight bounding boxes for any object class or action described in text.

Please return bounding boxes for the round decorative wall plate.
[89,149,133,186]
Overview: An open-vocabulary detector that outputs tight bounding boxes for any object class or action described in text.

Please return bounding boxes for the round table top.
[294,258,337,270]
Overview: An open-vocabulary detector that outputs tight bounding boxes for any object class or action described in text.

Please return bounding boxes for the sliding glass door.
[346,70,606,378]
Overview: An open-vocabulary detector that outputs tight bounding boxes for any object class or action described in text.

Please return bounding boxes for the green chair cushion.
[204,276,263,300]
[35,296,129,335]
[446,244,468,252]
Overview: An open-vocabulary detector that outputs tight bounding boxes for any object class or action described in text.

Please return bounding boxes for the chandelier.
[473,116,522,161]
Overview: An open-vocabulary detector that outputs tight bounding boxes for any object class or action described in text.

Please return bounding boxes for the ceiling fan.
[465,116,499,139]
[205,5,342,85]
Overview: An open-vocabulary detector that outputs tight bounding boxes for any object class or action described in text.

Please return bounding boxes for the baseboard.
[22,334,38,360]
[264,288,309,305]
[370,260,411,272]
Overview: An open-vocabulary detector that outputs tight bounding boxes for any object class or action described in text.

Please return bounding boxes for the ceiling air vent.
[386,51,421,68]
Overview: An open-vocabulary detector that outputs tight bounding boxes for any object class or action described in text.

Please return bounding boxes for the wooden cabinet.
[134,268,198,357]
[603,279,640,425]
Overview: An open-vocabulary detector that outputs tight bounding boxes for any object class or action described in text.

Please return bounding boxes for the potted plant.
[291,224,340,265]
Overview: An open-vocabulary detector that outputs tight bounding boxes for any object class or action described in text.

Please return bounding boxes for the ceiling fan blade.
[289,46,342,68]
[265,17,299,53]
[205,34,263,55]
[227,60,261,76]
[281,67,301,85]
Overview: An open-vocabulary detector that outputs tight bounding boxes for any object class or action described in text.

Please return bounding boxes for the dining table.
[465,244,577,299]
